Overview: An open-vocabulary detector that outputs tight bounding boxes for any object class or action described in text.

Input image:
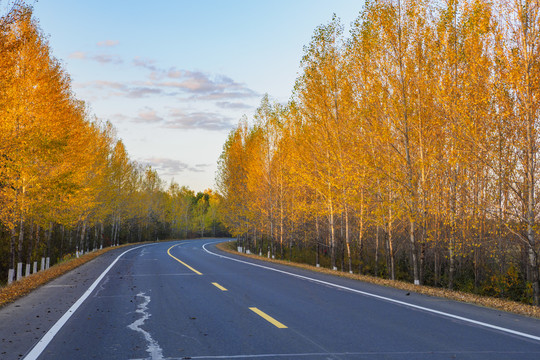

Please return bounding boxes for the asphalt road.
[1,239,540,360]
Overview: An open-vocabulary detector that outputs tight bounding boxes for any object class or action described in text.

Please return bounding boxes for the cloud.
[163,70,251,96]
[132,62,258,99]
[191,90,259,101]
[133,107,163,123]
[92,54,123,64]
[166,109,234,131]
[69,51,86,59]
[75,80,126,90]
[75,81,163,98]
[77,76,256,100]
[142,158,204,174]
[120,87,164,98]
[216,101,252,109]
[72,59,258,101]
[133,56,157,71]
[97,40,119,47]
[109,107,229,131]
[194,163,212,169]
[68,52,123,64]
[110,113,130,122]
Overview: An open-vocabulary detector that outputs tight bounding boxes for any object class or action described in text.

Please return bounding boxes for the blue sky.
[25,0,365,191]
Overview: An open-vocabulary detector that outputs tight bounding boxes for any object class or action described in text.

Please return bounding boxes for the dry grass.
[216,241,540,319]
[0,245,130,308]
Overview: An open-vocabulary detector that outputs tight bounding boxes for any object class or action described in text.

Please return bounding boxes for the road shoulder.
[0,246,137,360]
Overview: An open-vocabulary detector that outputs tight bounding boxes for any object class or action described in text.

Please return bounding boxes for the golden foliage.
[0,4,225,285]
[216,0,540,305]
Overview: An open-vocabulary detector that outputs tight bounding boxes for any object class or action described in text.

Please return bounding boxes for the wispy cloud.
[68,51,86,59]
[191,91,259,101]
[133,107,163,123]
[71,53,257,100]
[92,54,123,64]
[97,40,119,47]
[75,80,126,91]
[109,107,231,131]
[118,87,164,98]
[166,108,234,131]
[133,56,158,71]
[216,101,252,109]
[68,52,123,64]
[142,157,205,174]
[144,71,256,98]
[75,76,256,100]
[110,113,130,122]
[75,81,162,98]
[194,163,212,170]
[134,60,259,99]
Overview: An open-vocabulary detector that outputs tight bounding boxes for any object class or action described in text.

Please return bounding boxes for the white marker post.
[16,262,23,280]
[7,269,14,285]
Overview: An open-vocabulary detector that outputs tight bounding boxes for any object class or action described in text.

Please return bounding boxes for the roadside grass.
[216,241,540,319]
[0,245,131,308]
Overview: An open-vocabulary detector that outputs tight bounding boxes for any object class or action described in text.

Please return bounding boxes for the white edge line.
[23,243,157,360]
[202,241,540,343]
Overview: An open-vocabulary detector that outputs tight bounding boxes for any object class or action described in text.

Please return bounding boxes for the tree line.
[0,4,227,285]
[217,0,540,305]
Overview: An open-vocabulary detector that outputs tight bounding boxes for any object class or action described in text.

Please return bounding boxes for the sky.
[21,0,365,192]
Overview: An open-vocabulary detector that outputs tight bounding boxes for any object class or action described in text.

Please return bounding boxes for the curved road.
[1,239,540,359]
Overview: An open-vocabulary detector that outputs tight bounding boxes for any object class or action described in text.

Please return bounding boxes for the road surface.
[1,239,540,359]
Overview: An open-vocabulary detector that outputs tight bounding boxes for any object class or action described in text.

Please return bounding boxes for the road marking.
[202,241,540,342]
[23,243,157,360]
[167,244,203,275]
[249,307,288,328]
[212,282,228,291]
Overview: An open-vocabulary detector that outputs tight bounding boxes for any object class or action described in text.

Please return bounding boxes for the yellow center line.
[212,282,228,291]
[249,307,288,329]
[167,244,203,275]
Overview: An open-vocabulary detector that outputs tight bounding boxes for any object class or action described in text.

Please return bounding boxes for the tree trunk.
[46,222,53,258]
[329,198,336,270]
[345,205,352,273]
[387,206,395,281]
[280,191,284,260]
[80,221,87,253]
[17,216,25,263]
[315,214,320,266]
[375,225,379,277]
[27,221,34,264]
[10,228,17,271]
[60,225,65,255]
[409,220,419,285]
[526,91,539,305]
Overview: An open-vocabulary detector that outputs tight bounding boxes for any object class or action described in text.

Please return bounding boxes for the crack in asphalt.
[127,292,164,360]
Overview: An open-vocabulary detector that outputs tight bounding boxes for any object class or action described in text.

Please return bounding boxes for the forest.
[217,0,540,305]
[0,5,227,286]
